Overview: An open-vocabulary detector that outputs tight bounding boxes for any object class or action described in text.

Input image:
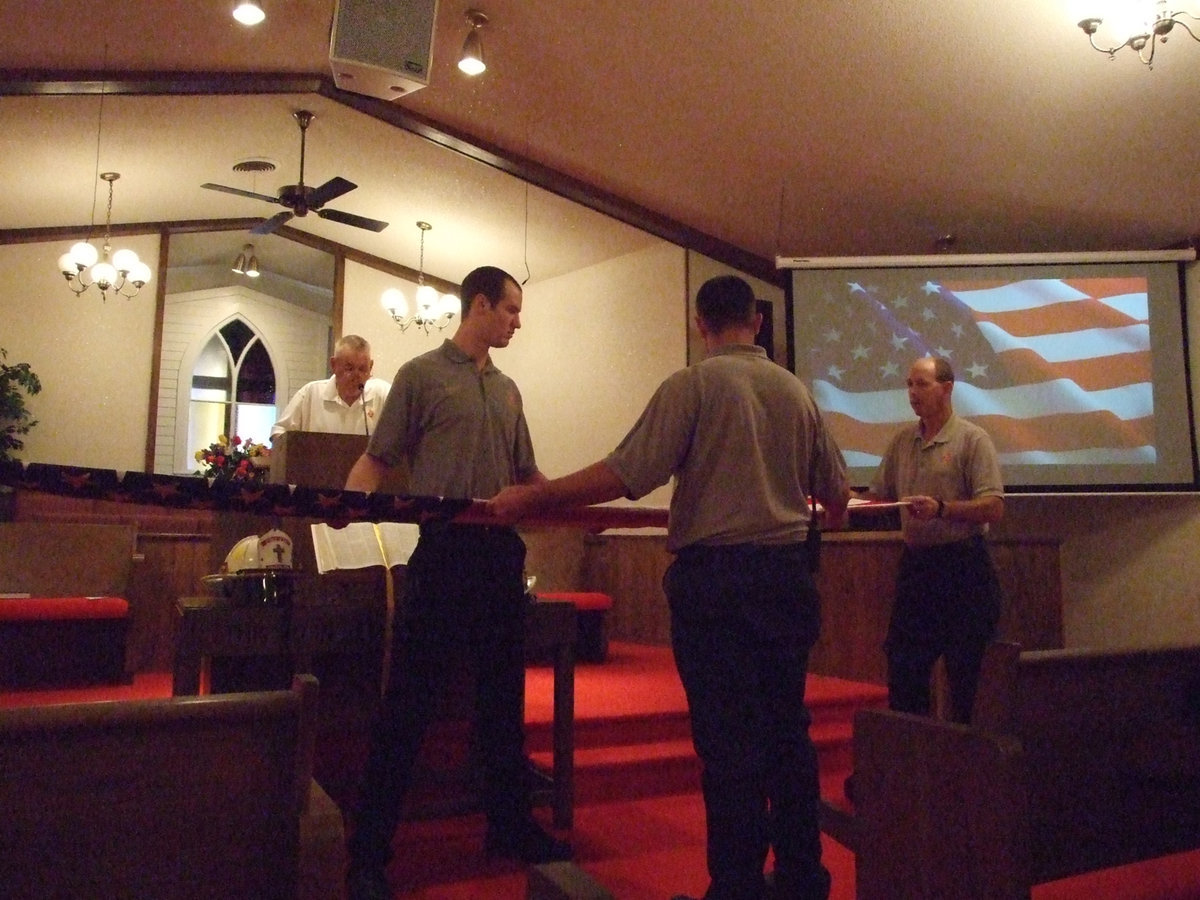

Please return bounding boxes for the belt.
[674,541,806,561]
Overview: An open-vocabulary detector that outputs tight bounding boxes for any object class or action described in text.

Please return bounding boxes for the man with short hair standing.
[489,274,849,900]
[857,356,1004,723]
[344,266,568,900]
[270,333,389,440]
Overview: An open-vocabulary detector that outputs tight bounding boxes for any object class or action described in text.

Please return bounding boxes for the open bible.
[310,521,420,574]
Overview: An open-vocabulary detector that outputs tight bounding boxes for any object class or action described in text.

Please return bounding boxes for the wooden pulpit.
[268,431,408,494]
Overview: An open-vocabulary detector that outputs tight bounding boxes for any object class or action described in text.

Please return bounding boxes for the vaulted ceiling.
[2,0,1199,289]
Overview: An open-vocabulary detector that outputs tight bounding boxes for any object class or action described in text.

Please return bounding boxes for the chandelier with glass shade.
[382,221,461,334]
[57,172,152,300]
[1078,2,1200,66]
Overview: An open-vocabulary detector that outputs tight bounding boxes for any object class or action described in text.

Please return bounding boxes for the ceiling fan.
[201,109,389,235]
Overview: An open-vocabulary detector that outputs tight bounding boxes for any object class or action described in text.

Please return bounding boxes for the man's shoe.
[484,819,572,863]
[346,865,390,900]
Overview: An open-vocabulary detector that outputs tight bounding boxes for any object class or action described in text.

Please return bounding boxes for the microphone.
[359,381,370,436]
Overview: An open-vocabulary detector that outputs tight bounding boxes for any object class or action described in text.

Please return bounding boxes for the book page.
[310,522,387,574]
[376,521,420,567]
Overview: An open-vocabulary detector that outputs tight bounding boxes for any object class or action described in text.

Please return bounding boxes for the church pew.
[0,521,136,686]
[825,643,1200,899]
[0,673,343,900]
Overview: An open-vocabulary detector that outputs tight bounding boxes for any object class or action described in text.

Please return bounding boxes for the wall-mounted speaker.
[329,0,440,100]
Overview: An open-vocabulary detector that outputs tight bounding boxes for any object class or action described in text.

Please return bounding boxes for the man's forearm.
[345,453,388,493]
[820,481,851,529]
[537,461,628,509]
[942,494,1004,524]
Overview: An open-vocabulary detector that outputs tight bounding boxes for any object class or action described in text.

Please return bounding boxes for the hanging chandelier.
[1078,3,1200,66]
[57,173,151,300]
[382,221,461,334]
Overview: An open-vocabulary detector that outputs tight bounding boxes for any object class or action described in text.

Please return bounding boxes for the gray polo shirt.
[871,413,1003,548]
[605,344,847,553]
[367,340,538,498]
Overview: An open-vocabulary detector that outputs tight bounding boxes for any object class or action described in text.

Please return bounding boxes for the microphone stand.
[359,382,370,437]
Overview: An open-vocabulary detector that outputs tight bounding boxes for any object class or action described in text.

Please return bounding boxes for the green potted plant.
[0,348,41,464]
[0,348,41,520]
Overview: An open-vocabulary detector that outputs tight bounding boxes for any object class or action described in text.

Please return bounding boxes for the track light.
[458,9,488,76]
[232,0,265,26]
[232,244,260,278]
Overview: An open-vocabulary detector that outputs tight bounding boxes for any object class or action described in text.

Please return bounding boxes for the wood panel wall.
[13,490,1062,685]
[579,531,1063,685]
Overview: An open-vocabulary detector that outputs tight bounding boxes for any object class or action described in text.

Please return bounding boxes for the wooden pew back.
[1002,645,1200,883]
[0,521,136,597]
[0,675,317,900]
[844,643,1200,899]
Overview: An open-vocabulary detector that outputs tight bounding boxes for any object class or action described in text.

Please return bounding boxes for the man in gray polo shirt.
[343,266,567,900]
[856,356,1005,723]
[488,274,849,900]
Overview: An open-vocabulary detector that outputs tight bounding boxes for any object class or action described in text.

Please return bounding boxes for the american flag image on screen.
[796,275,1154,470]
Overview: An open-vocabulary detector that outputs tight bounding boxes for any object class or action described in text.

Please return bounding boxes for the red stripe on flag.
[1062,277,1149,302]
[987,349,1151,393]
[975,298,1143,337]
[973,412,1155,455]
[822,413,909,452]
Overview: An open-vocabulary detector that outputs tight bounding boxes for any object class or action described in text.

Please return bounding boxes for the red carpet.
[5,643,1200,898]
[0,670,173,708]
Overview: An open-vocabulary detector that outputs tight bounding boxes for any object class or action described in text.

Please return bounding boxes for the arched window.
[186,318,277,471]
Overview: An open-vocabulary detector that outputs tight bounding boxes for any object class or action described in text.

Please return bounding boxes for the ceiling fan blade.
[308,176,357,208]
[200,182,281,205]
[317,208,389,233]
[251,211,295,235]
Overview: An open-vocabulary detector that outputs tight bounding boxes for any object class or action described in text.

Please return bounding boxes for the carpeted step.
[527,709,693,755]
[525,668,884,806]
[530,717,865,805]
[531,737,701,803]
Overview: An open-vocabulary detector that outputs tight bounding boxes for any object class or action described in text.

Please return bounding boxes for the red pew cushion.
[0,596,129,621]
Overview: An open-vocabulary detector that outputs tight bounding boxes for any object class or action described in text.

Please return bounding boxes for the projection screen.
[783,252,1198,491]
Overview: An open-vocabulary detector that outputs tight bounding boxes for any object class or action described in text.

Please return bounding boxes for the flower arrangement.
[194,434,270,483]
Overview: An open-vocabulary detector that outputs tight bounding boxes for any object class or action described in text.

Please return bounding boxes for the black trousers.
[347,523,528,869]
[665,542,830,900]
[886,535,1002,723]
